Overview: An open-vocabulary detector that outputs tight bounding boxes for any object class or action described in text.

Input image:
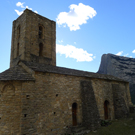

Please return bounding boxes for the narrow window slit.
[39,43,43,56]
[39,26,43,39]
[17,43,19,57]
[26,95,30,99]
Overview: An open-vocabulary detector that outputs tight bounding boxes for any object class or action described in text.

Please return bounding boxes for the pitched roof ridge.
[20,60,128,82]
[0,65,35,81]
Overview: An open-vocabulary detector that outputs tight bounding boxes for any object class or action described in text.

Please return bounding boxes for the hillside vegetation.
[86,113,135,135]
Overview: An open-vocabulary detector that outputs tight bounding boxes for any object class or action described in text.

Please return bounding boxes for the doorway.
[72,103,77,126]
[104,100,109,120]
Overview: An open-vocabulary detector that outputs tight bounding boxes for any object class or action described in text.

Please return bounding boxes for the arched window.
[39,43,43,56]
[104,100,109,120]
[17,43,19,57]
[39,26,43,39]
[72,102,77,126]
[17,25,20,39]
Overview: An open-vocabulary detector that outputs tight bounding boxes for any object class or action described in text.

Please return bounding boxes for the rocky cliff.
[98,53,135,104]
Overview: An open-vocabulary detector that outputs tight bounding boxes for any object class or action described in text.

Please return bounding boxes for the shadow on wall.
[112,84,129,119]
[81,80,100,130]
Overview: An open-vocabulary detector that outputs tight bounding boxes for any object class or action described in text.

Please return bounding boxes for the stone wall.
[19,72,131,135]
[0,81,22,135]
[92,79,131,120]
[25,9,56,65]
[92,79,115,120]
[112,83,129,118]
[0,71,131,135]
[10,12,27,67]
[10,9,56,67]
[81,80,100,130]
[21,73,83,135]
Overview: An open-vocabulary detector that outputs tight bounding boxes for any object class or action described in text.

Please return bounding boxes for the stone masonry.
[10,9,56,67]
[0,9,132,135]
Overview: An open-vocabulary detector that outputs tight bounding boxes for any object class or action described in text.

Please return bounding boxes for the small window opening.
[17,25,21,39]
[18,26,20,38]
[56,94,58,97]
[39,43,43,56]
[24,114,27,117]
[54,112,56,115]
[17,43,19,57]
[39,26,43,39]
[26,95,30,99]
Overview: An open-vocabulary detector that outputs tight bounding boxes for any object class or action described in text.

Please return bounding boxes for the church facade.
[0,9,132,135]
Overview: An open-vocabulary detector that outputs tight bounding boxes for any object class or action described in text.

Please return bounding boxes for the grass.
[85,114,135,135]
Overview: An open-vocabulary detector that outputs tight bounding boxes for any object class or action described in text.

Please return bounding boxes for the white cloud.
[132,50,135,53]
[56,44,95,62]
[130,56,132,58]
[34,11,38,14]
[15,9,23,16]
[116,51,123,56]
[15,2,38,16]
[58,40,63,43]
[26,6,32,10]
[56,3,97,31]
[74,42,76,44]
[16,2,25,8]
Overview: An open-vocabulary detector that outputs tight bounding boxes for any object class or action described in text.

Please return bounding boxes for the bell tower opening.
[39,43,43,56]
[17,25,20,39]
[39,26,43,39]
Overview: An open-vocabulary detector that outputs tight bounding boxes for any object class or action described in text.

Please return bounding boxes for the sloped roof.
[0,65,35,81]
[22,61,128,82]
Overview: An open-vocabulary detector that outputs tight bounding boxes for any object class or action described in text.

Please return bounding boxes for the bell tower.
[10,9,56,67]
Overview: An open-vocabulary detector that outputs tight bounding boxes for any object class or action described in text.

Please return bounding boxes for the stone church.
[0,9,132,135]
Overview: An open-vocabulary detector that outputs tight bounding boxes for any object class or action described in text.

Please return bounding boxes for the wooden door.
[72,103,77,126]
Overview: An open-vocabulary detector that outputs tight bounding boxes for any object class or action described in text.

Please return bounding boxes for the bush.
[100,120,112,126]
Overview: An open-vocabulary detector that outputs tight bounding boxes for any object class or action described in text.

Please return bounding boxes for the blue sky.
[0,0,135,73]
